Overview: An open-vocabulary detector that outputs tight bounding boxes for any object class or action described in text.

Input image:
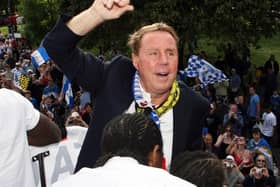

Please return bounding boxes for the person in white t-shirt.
[0,88,61,187]
[261,104,277,144]
[53,113,195,187]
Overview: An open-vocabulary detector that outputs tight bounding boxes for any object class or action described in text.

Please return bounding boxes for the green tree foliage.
[0,0,19,15]
[202,0,279,46]
[131,0,280,67]
[135,0,206,68]
[18,0,59,46]
[18,0,280,66]
[59,0,140,57]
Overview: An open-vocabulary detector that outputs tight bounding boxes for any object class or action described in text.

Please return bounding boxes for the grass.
[0,25,24,35]
[0,26,8,34]
[194,33,280,67]
[250,34,280,67]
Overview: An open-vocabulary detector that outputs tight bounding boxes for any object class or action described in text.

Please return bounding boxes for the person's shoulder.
[161,172,196,187]
[163,171,195,186]
[253,94,260,99]
[0,88,11,94]
[179,82,209,106]
[0,88,21,98]
[104,55,132,68]
[111,55,131,62]
[66,126,88,138]
[137,165,196,187]
[178,81,196,97]
[0,89,34,115]
[105,55,135,76]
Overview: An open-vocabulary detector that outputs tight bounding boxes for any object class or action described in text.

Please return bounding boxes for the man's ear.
[147,144,162,168]
[132,53,139,70]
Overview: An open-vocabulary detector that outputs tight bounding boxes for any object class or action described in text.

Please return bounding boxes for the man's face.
[249,87,255,95]
[256,155,266,168]
[230,104,238,113]
[4,64,10,70]
[252,132,260,141]
[254,155,266,179]
[85,105,92,113]
[204,134,213,145]
[132,31,178,97]
[45,97,53,105]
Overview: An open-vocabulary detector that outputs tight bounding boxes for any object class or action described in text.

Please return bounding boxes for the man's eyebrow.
[166,48,177,51]
[144,48,177,51]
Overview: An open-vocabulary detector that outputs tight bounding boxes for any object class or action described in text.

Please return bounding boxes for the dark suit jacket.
[43,15,210,171]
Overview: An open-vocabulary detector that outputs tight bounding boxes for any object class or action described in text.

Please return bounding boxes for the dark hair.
[170,151,225,187]
[84,102,93,108]
[252,127,261,135]
[254,153,266,163]
[249,84,256,90]
[262,102,272,110]
[222,123,234,137]
[95,113,163,167]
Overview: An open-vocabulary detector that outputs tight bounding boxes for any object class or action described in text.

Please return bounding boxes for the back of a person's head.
[170,151,225,187]
[96,113,163,167]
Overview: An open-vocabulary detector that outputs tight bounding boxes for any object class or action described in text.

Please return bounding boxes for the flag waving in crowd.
[31,46,74,109]
[31,46,50,68]
[62,75,74,109]
[184,55,228,87]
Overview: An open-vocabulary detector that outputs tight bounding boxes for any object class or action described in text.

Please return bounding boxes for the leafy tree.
[0,0,19,15]
[131,0,280,67]
[202,0,279,47]
[17,0,280,67]
[59,0,146,58]
[18,0,59,47]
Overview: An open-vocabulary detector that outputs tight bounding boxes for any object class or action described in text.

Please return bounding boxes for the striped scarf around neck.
[133,71,180,128]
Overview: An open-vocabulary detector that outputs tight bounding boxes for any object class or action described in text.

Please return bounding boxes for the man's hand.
[67,0,134,36]
[90,0,134,21]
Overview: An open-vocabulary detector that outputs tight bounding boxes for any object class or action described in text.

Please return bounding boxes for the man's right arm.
[42,0,134,93]
[66,0,134,36]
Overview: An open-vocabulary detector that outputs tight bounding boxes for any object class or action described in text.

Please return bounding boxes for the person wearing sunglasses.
[214,124,237,159]
[243,153,276,187]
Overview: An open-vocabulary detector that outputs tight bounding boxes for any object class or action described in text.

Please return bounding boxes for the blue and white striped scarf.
[133,71,161,127]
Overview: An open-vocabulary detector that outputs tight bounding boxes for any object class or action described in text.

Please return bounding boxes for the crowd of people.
[0,31,93,138]
[0,0,279,186]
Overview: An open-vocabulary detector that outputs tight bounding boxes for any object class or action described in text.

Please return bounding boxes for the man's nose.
[159,52,168,65]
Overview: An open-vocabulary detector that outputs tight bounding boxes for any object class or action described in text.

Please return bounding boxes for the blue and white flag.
[184,55,228,87]
[31,46,50,68]
[62,75,74,109]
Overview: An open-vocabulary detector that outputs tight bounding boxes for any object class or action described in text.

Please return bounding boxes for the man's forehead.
[141,31,177,43]
[137,32,178,53]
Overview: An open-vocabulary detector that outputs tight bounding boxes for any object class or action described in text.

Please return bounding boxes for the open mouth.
[156,72,169,77]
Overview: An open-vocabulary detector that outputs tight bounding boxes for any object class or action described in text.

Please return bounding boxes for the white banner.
[29,126,87,187]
